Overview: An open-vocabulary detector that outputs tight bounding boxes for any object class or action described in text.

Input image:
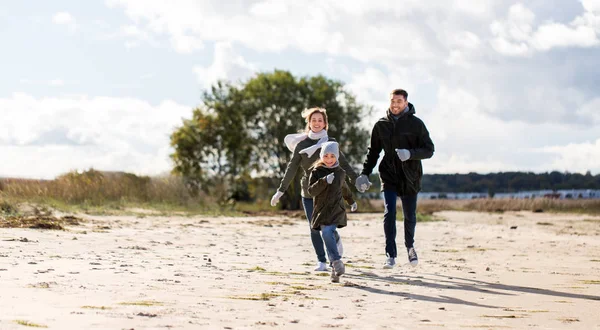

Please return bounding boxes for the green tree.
[170,70,371,209]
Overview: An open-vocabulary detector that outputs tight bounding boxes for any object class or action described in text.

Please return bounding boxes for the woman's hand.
[270,191,284,206]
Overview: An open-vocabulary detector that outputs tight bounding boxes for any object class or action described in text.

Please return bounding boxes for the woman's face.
[323,153,337,167]
[309,113,325,133]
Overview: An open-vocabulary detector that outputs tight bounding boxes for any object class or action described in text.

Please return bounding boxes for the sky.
[1,0,599,179]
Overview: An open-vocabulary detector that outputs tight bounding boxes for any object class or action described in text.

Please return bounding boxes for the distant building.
[417,189,600,200]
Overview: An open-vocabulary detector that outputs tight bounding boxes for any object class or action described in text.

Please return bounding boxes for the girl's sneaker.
[314,261,328,272]
[332,259,345,276]
[330,269,340,283]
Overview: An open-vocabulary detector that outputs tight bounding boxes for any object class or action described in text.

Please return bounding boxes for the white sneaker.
[383,257,396,269]
[335,232,344,258]
[314,261,328,272]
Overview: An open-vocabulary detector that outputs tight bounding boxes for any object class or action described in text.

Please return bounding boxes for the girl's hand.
[326,173,335,184]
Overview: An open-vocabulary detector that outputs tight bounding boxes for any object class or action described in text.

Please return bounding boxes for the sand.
[1,210,599,329]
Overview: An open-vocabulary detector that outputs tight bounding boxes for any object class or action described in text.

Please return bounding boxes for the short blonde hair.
[301,107,328,132]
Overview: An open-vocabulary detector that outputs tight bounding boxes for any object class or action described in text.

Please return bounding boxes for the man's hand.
[355,174,372,192]
[270,191,284,206]
[395,148,411,162]
[326,173,335,184]
[350,202,358,212]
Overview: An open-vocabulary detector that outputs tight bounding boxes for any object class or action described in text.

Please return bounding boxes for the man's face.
[390,94,407,115]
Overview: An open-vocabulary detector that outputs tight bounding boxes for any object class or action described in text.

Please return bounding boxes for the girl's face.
[323,153,337,167]
[309,113,325,133]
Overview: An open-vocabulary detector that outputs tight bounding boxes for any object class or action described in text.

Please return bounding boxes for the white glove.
[326,173,335,184]
[350,202,358,212]
[270,191,284,206]
[395,148,411,162]
[355,174,371,192]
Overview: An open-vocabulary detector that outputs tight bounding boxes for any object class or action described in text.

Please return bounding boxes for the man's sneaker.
[332,259,345,276]
[314,261,328,272]
[383,257,396,269]
[408,247,418,267]
[330,268,340,283]
[335,232,344,257]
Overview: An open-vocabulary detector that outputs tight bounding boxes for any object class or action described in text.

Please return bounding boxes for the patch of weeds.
[481,315,525,319]
[466,246,495,252]
[590,259,600,262]
[579,280,600,284]
[299,296,328,300]
[345,264,375,269]
[28,282,56,289]
[432,249,460,253]
[315,273,329,277]
[288,272,310,276]
[13,320,48,328]
[583,219,600,223]
[228,293,282,301]
[415,213,445,222]
[119,246,148,250]
[558,317,580,323]
[461,326,511,328]
[503,308,548,313]
[248,266,266,272]
[118,300,163,306]
[1,200,19,215]
[289,285,317,290]
[536,222,553,226]
[1,214,81,230]
[82,306,112,310]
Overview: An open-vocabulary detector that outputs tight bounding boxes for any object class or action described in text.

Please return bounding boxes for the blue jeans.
[321,224,341,262]
[383,190,418,258]
[302,197,327,263]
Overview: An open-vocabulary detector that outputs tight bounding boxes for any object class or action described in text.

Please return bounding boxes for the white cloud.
[104,0,491,61]
[0,93,192,179]
[491,3,599,56]
[52,11,77,32]
[581,0,600,13]
[19,79,68,87]
[49,79,64,86]
[424,85,600,174]
[193,42,257,89]
[536,138,600,174]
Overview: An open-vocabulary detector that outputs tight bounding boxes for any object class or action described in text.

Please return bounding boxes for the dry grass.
[404,198,600,215]
[13,320,48,328]
[3,170,600,215]
[0,170,199,206]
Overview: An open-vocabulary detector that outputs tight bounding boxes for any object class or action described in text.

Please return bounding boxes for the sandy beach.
[1,210,599,329]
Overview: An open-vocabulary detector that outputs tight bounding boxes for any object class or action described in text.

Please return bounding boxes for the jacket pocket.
[402,160,421,184]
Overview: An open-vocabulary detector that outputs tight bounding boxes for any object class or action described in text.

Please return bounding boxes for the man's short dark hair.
[390,89,408,100]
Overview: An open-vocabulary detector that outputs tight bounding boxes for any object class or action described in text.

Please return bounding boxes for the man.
[355,89,434,269]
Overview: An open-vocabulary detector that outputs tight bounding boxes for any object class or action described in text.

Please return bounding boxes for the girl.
[270,107,358,272]
[308,141,357,283]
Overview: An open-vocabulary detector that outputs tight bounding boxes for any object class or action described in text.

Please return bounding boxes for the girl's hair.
[301,107,328,133]
[310,159,326,170]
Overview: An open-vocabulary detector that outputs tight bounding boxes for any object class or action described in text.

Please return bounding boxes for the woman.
[270,107,358,271]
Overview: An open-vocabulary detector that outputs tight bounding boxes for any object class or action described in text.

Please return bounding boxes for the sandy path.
[1,211,599,329]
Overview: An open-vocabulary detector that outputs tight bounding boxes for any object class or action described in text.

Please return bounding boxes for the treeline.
[420,171,600,194]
